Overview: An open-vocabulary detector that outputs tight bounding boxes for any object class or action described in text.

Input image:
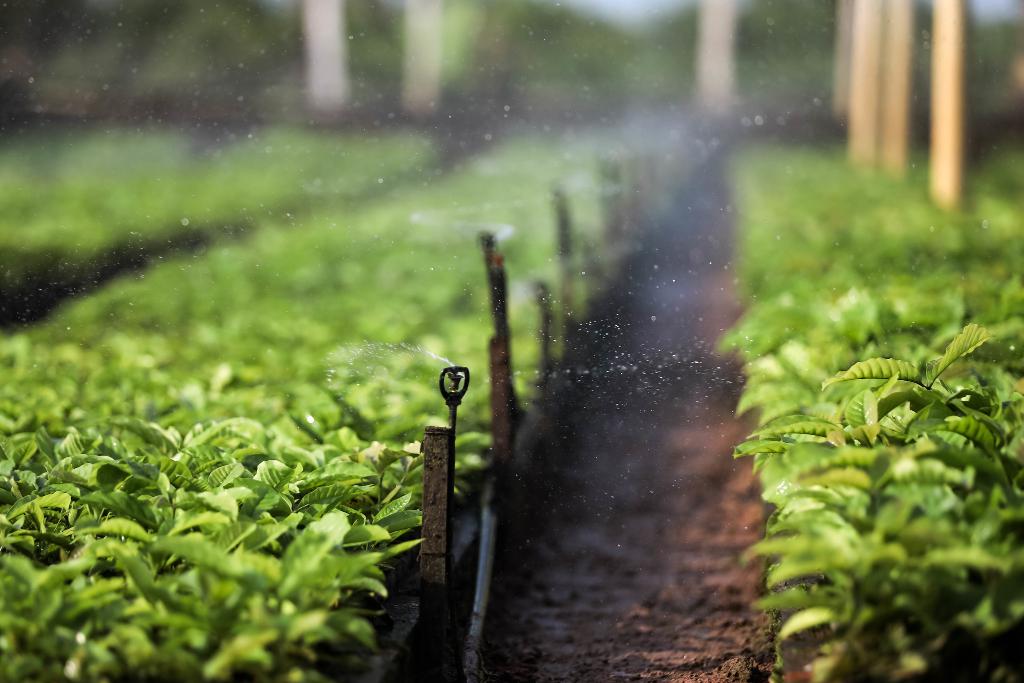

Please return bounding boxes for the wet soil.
[484,145,774,682]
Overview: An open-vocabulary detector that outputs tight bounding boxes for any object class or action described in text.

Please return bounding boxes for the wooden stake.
[833,0,855,118]
[419,425,458,682]
[480,234,516,468]
[849,0,883,165]
[696,0,738,112]
[553,187,574,326]
[881,0,915,176]
[930,0,967,210]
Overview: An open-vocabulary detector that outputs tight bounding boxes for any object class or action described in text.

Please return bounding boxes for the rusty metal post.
[553,187,574,325]
[480,233,516,469]
[419,425,458,682]
[536,281,553,392]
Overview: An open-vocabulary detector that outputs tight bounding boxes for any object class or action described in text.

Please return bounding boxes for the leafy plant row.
[0,128,433,291]
[0,135,607,680]
[725,147,1024,682]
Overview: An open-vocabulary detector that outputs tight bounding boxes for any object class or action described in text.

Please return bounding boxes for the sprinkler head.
[439,366,470,407]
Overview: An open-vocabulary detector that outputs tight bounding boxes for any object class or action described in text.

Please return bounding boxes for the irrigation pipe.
[462,476,498,683]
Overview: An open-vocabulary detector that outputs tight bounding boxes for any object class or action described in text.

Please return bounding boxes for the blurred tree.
[931,0,967,209]
[833,0,853,117]
[1015,0,1024,96]
[881,0,914,176]
[403,0,444,115]
[696,0,738,111]
[849,0,883,165]
[302,0,350,114]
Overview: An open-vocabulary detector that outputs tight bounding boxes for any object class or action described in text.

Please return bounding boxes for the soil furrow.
[484,144,773,682]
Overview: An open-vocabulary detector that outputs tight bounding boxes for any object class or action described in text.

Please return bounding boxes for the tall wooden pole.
[848,0,883,165]
[930,0,966,210]
[302,0,349,114]
[881,0,915,176]
[833,0,855,118]
[403,0,444,116]
[695,0,738,112]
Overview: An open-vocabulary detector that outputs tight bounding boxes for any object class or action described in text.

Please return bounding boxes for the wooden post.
[849,0,883,165]
[695,0,738,112]
[536,282,553,392]
[930,0,967,210]
[833,0,855,118]
[302,0,350,114]
[419,425,458,682]
[881,0,914,176]
[403,0,444,116]
[553,188,574,327]
[480,234,515,468]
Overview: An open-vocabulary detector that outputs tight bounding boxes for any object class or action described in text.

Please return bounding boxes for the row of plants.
[725,146,1024,681]
[0,134,605,680]
[0,127,432,291]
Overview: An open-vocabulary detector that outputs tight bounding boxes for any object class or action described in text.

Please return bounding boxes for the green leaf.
[255,459,299,491]
[343,524,391,546]
[778,607,836,640]
[80,491,159,530]
[96,463,131,490]
[299,484,352,509]
[184,418,264,448]
[170,511,232,535]
[307,511,352,546]
[823,358,920,388]
[150,534,239,576]
[375,509,422,533]
[845,389,878,429]
[112,418,181,452]
[799,467,872,490]
[755,416,841,439]
[208,462,246,488]
[938,416,1001,452]
[78,517,152,542]
[373,493,412,522]
[924,323,993,386]
[733,439,789,458]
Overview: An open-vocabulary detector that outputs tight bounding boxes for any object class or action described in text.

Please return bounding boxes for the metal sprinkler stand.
[419,366,470,683]
[439,366,470,436]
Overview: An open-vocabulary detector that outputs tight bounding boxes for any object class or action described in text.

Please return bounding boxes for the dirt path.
[483,146,773,682]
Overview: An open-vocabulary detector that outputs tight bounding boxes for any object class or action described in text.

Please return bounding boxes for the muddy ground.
[483,145,774,682]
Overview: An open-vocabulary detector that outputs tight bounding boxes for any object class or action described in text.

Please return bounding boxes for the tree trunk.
[930,0,966,210]
[848,0,883,165]
[1013,0,1024,98]
[881,0,914,175]
[833,0,855,118]
[302,0,349,114]
[695,0,738,112]
[403,0,444,116]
